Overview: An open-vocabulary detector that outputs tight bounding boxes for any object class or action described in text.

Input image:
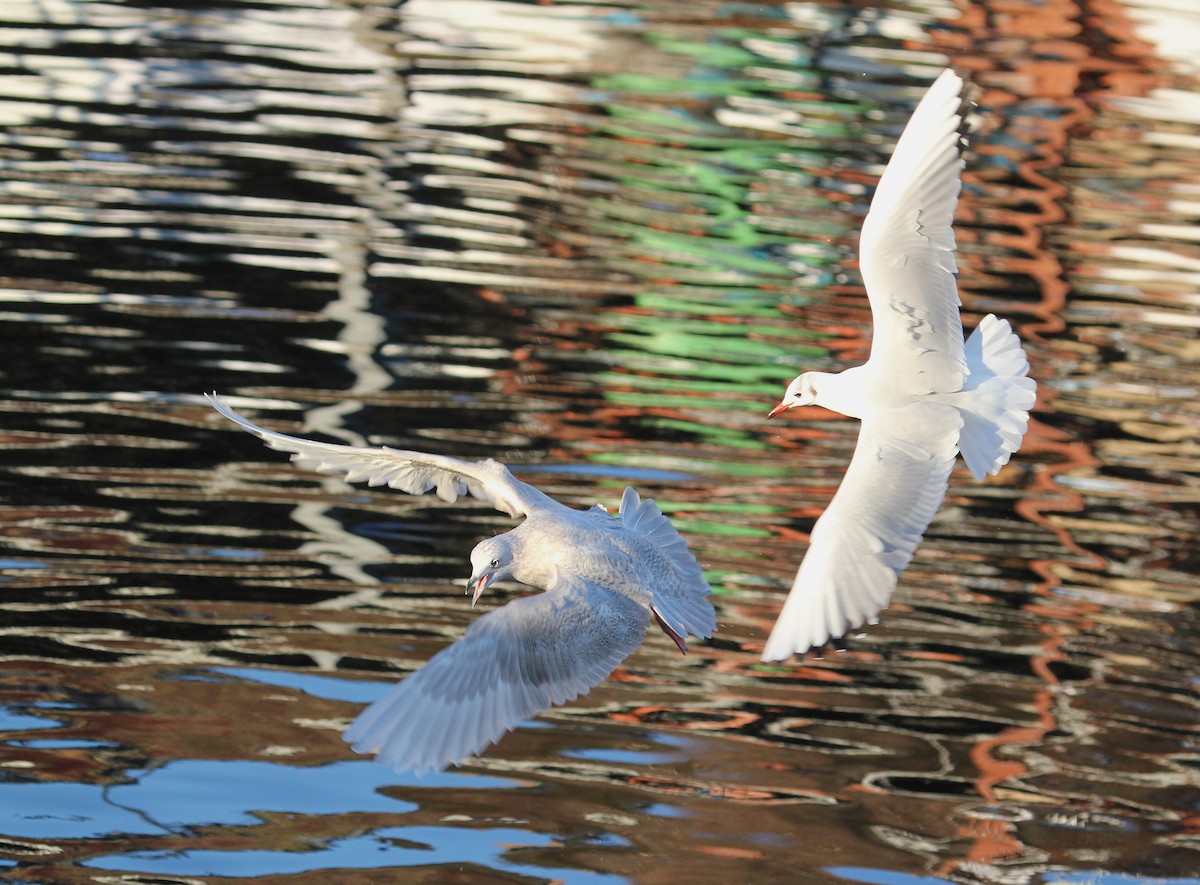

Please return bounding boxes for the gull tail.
[957,314,1037,480]
[617,487,716,645]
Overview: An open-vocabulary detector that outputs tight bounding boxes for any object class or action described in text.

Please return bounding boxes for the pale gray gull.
[764,69,1036,661]
[206,393,715,773]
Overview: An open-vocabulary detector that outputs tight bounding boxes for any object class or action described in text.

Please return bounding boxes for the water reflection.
[0,0,1197,882]
[86,827,630,882]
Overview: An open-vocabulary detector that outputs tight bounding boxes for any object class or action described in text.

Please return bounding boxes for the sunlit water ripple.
[0,1,1196,883]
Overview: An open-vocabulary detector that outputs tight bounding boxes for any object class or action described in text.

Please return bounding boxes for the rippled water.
[0,1,1197,883]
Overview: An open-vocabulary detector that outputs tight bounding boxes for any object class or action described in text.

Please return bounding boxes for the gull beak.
[465,571,494,607]
[767,400,795,419]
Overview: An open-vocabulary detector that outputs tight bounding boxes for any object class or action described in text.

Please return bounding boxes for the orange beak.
[767,401,794,419]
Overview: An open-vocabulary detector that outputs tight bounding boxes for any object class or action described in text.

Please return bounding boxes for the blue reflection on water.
[106,759,420,827]
[1,782,165,840]
[209,665,385,703]
[0,708,56,732]
[84,824,629,882]
[562,746,685,765]
[644,802,688,818]
[828,869,954,885]
[202,547,267,559]
[0,760,422,839]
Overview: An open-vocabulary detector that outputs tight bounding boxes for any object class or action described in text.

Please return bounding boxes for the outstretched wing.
[207,393,549,518]
[761,402,961,661]
[344,579,650,774]
[859,68,971,395]
[617,486,716,645]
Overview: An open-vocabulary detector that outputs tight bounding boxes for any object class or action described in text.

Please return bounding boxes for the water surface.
[0,1,1196,883]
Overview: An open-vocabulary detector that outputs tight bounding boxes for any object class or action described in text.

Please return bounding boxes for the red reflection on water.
[969,645,1063,803]
[929,0,1188,875]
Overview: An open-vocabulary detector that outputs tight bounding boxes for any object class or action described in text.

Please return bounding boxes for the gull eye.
[489,558,500,568]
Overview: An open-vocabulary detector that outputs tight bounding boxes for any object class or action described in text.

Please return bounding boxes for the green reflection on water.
[602,376,776,398]
[597,72,781,100]
[673,519,769,539]
[636,417,769,451]
[590,451,787,479]
[609,323,822,359]
[643,37,766,71]
[581,26,856,493]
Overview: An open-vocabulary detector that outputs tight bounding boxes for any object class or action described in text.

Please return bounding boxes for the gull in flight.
[764,69,1036,661]
[206,394,715,773]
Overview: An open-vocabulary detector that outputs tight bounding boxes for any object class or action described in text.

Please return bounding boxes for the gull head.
[768,373,820,418]
[466,536,515,606]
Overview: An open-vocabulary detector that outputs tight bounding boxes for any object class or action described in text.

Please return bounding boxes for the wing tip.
[760,630,863,664]
[204,390,233,419]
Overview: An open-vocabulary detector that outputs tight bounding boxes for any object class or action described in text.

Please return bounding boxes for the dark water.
[0,1,1197,883]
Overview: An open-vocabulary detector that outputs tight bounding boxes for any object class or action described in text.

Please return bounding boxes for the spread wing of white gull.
[763,69,1036,662]
[206,393,715,773]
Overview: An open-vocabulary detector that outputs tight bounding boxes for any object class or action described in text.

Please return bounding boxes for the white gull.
[206,394,715,773]
[764,69,1036,661]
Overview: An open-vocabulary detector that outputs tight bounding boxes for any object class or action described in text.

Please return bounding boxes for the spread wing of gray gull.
[206,394,715,774]
[765,69,1037,662]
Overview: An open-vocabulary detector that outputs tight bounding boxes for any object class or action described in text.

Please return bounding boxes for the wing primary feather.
[344,582,650,773]
[763,410,959,662]
[206,392,540,517]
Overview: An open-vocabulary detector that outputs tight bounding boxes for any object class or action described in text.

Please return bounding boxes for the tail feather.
[617,487,715,642]
[958,314,1036,480]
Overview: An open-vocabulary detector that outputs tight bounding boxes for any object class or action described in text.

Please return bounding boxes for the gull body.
[206,394,715,773]
[765,69,1036,661]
